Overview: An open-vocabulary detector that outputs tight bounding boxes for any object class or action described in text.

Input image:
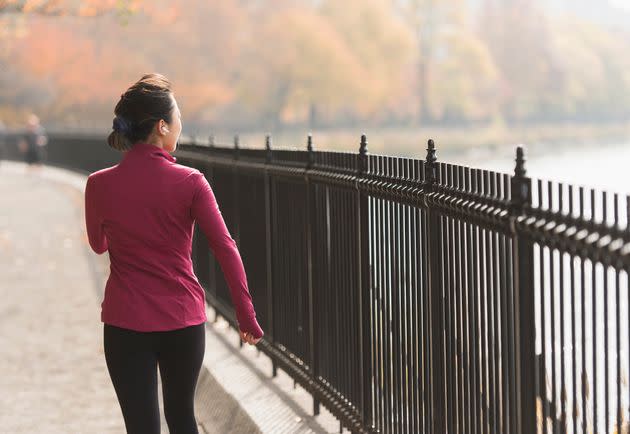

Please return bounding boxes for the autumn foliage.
[0,0,629,131]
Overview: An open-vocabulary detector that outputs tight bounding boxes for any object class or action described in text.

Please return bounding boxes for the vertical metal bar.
[465,167,480,434]
[394,160,402,434]
[479,220,493,434]
[499,226,510,434]
[454,164,470,432]
[384,160,392,434]
[341,181,349,416]
[386,158,394,434]
[482,173,498,434]
[614,194,621,434]
[424,140,445,434]
[264,136,277,377]
[557,184,567,433]
[548,183,558,434]
[377,156,385,433]
[568,184,577,434]
[453,168,463,434]
[369,158,377,431]
[392,159,401,434]
[305,135,320,416]
[488,172,504,434]
[411,160,421,434]
[603,191,610,434]
[592,188,598,434]
[444,209,454,434]
[472,168,485,433]
[420,199,428,434]
[538,179,548,434]
[357,136,373,429]
[378,156,389,434]
[580,187,588,434]
[401,160,410,433]
[454,166,469,434]
[510,146,536,434]
[332,185,342,417]
[442,166,454,434]
[506,220,518,434]
[474,172,489,434]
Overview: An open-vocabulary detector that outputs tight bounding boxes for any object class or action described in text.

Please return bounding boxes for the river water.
[443,142,630,196]
[443,142,630,432]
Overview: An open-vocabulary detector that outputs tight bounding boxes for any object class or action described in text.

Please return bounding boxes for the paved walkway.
[0,160,342,433]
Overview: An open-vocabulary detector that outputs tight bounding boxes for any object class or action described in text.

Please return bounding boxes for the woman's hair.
[108,73,174,151]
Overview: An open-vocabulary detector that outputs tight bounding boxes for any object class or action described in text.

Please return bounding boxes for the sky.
[610,0,630,10]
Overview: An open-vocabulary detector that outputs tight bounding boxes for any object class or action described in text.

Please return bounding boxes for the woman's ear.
[159,120,170,135]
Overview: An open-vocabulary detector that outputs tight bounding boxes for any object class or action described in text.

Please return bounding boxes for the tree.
[235,7,366,129]
[549,15,630,120]
[318,0,415,121]
[479,0,557,122]
[0,0,138,16]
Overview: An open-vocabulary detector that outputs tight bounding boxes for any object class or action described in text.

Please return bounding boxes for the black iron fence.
[4,133,629,434]
[175,136,630,434]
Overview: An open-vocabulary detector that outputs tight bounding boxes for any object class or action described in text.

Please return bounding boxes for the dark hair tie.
[112,116,131,135]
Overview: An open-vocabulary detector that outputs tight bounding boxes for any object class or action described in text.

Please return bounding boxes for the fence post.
[424,139,446,433]
[233,134,243,347]
[305,134,321,416]
[264,134,278,377]
[357,134,373,430]
[510,146,536,434]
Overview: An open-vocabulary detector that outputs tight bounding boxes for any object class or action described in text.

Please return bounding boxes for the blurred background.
[1,0,629,187]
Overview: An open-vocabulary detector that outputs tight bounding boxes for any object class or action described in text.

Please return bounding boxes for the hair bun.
[112,116,131,135]
[107,130,131,151]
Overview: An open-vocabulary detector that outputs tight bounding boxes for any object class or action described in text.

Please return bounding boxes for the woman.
[84,73,264,434]
[18,114,48,171]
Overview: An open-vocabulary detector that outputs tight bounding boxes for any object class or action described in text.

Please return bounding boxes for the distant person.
[18,114,48,172]
[0,119,6,163]
[84,73,264,434]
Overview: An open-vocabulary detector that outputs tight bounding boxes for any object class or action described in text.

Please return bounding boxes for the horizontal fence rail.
[6,133,630,433]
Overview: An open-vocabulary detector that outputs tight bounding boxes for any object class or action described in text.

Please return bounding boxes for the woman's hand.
[239,330,262,345]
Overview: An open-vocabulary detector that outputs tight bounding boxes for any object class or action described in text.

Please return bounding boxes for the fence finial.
[426,139,436,163]
[307,134,314,168]
[358,134,368,175]
[510,145,531,213]
[424,138,437,185]
[265,134,272,162]
[515,145,526,178]
[234,134,240,160]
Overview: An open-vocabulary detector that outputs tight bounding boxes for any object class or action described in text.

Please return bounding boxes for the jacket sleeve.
[190,171,264,339]
[84,176,109,255]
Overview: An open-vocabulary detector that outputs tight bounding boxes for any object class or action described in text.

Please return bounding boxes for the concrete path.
[0,160,343,433]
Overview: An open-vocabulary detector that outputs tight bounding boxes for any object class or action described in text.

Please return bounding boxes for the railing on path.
[4,133,629,434]
[176,136,630,434]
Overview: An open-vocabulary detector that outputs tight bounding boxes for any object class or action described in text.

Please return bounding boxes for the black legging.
[103,322,206,434]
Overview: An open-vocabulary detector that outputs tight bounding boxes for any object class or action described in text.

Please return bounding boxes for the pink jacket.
[84,142,263,338]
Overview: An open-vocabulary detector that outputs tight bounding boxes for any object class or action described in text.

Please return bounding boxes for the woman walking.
[18,114,48,172]
[84,73,264,434]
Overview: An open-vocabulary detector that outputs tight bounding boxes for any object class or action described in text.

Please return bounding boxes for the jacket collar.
[125,142,177,163]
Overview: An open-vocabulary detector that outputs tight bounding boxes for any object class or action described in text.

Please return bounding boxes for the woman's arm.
[84,176,109,254]
[190,171,264,339]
